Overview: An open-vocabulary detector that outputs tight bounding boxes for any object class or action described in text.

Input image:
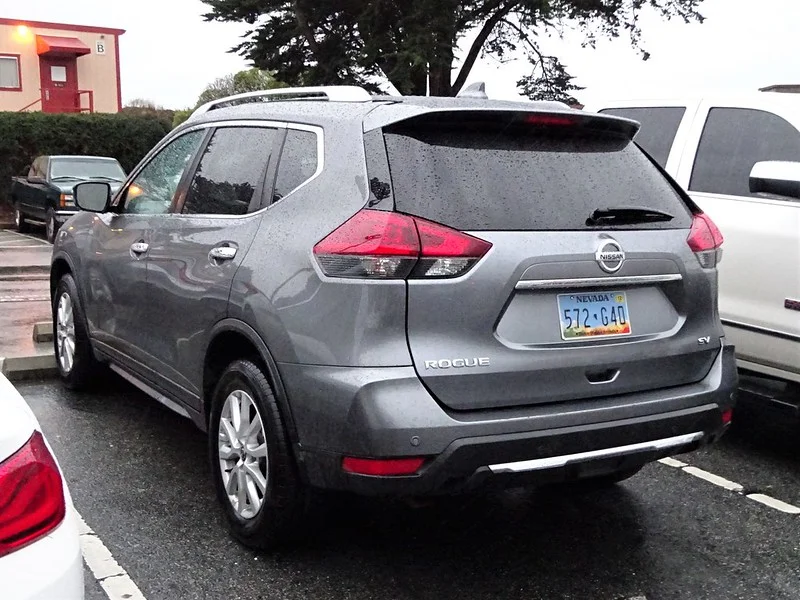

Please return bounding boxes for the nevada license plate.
[557,291,632,340]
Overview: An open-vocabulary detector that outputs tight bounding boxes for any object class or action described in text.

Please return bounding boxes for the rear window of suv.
[383,116,692,231]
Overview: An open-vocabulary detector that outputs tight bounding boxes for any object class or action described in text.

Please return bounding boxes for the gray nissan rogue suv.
[51,86,738,549]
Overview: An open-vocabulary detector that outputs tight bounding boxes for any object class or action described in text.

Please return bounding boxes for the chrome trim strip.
[488,432,704,474]
[515,273,683,290]
[721,319,800,344]
[109,364,191,419]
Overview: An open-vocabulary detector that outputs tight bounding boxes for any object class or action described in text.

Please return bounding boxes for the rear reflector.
[0,431,66,558]
[687,213,724,268]
[314,209,491,279]
[722,408,733,425]
[342,456,426,476]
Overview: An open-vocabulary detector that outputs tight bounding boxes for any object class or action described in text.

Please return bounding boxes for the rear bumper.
[282,344,737,496]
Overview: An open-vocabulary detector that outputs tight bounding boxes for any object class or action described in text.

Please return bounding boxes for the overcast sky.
[8,0,799,108]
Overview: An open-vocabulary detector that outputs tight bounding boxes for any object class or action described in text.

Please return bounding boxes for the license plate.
[557,291,632,340]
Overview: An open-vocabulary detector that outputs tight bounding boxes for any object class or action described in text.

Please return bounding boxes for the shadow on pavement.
[26,375,656,600]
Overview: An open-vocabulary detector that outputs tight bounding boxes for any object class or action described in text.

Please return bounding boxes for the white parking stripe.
[659,458,800,515]
[682,466,745,492]
[746,494,800,515]
[658,457,688,468]
[75,512,148,600]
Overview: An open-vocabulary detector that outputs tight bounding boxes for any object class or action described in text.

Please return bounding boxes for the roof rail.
[189,85,373,121]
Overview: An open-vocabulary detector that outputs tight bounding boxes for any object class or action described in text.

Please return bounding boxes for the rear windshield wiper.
[586,206,674,226]
[51,176,91,182]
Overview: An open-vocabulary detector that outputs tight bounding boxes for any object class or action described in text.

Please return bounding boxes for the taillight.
[313,209,492,279]
[0,431,66,558]
[342,456,426,476]
[687,212,724,268]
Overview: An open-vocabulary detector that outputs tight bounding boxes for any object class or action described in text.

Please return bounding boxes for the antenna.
[457,82,488,99]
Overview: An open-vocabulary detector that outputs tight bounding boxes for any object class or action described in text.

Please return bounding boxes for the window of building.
[0,55,21,90]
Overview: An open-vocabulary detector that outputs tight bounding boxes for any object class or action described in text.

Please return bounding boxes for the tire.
[53,274,102,390]
[14,204,31,233]
[46,208,59,243]
[209,359,306,550]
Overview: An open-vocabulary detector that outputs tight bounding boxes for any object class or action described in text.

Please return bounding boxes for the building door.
[39,56,79,113]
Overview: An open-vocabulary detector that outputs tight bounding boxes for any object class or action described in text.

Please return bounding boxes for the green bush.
[0,111,171,204]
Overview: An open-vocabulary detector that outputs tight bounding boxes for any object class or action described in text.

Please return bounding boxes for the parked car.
[11,155,126,242]
[585,95,800,410]
[52,86,737,550]
[0,373,83,600]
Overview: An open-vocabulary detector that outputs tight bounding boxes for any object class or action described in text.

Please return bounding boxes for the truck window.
[599,107,685,168]
[690,107,800,197]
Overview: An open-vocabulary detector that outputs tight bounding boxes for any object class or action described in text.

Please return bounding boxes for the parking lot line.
[659,457,800,515]
[76,511,148,600]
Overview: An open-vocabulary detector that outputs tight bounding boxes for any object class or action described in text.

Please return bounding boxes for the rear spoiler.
[364,108,640,139]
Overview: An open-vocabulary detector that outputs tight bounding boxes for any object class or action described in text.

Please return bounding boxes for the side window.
[273,129,319,202]
[29,158,44,179]
[122,130,204,215]
[182,126,278,215]
[599,107,686,167]
[690,108,800,197]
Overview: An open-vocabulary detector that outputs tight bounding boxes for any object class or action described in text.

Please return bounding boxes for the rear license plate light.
[558,291,632,340]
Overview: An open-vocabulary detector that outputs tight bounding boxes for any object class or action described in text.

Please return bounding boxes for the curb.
[33,321,53,343]
[0,353,57,382]
[0,265,50,277]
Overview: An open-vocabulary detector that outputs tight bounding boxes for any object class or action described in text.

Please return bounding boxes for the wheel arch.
[202,319,298,445]
[50,252,76,300]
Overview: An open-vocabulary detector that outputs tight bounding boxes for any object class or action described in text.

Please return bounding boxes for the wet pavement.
[0,229,52,369]
[16,377,800,600]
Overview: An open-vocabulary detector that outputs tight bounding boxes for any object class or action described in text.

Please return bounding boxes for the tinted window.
[690,108,800,197]
[384,125,691,231]
[600,107,686,167]
[50,159,125,182]
[123,131,204,215]
[273,130,318,202]
[183,127,278,215]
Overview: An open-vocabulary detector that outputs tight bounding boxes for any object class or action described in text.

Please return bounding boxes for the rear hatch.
[379,110,723,411]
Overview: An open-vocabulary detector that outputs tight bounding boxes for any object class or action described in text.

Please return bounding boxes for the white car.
[0,373,83,600]
[585,94,800,405]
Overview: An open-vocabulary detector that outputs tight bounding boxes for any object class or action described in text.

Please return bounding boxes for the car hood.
[0,373,38,461]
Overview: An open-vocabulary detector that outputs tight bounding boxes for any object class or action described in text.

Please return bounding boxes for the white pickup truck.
[586,95,800,410]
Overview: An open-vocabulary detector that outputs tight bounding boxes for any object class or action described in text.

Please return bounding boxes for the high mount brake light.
[313,210,492,279]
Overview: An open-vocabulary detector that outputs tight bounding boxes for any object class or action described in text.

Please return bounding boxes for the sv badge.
[697,336,711,345]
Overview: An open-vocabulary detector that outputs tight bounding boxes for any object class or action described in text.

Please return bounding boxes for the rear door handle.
[130,242,149,255]
[209,246,237,261]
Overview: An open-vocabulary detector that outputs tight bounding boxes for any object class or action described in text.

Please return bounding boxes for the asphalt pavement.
[16,376,800,600]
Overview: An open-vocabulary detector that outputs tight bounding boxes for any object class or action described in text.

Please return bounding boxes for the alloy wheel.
[218,390,269,520]
[56,293,75,373]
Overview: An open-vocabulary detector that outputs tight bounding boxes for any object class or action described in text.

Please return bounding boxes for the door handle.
[130,242,149,255]
[209,246,237,261]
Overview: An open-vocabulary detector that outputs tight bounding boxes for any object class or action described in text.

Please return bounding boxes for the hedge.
[0,111,171,204]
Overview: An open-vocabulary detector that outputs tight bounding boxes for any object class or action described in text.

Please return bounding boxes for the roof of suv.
[185,95,585,130]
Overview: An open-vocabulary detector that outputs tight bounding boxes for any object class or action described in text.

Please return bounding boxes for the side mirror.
[749,161,800,200]
[74,181,112,213]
